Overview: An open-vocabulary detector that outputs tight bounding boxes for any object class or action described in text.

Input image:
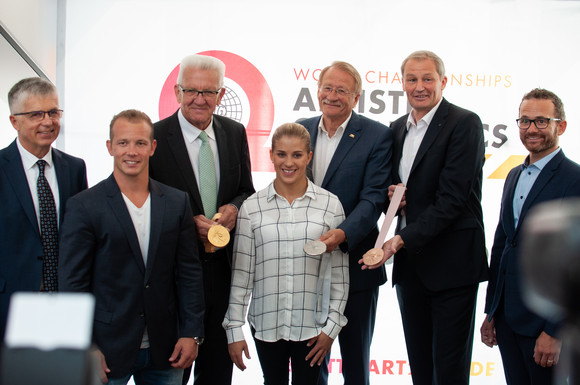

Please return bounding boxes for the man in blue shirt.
[481,88,580,385]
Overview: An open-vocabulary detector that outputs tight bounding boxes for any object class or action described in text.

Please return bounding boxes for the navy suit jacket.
[150,112,255,260]
[485,150,580,337]
[390,98,488,291]
[59,175,204,378]
[0,140,87,339]
[301,112,393,292]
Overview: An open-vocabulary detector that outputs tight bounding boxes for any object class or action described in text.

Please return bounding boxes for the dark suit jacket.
[150,112,255,260]
[0,140,87,339]
[59,175,204,378]
[391,98,488,291]
[301,112,393,292]
[485,150,580,337]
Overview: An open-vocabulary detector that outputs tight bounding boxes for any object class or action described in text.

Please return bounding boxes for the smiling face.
[317,67,360,126]
[402,58,447,121]
[519,98,566,163]
[9,93,61,158]
[107,118,157,179]
[270,135,312,190]
[174,67,225,130]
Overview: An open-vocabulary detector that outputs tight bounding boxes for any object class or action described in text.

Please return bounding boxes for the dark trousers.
[183,250,233,385]
[317,287,379,385]
[253,333,321,385]
[495,307,554,385]
[395,266,478,385]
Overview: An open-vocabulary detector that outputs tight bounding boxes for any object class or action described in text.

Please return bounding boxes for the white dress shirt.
[17,139,61,227]
[312,113,352,185]
[398,99,443,228]
[223,180,349,344]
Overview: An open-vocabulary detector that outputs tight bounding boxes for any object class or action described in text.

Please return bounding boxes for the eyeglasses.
[516,117,562,130]
[13,109,63,121]
[179,85,221,99]
[319,86,355,97]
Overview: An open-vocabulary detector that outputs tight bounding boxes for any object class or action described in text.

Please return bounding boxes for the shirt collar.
[318,111,352,136]
[16,138,54,171]
[406,98,443,131]
[266,179,317,202]
[522,147,561,171]
[178,109,216,143]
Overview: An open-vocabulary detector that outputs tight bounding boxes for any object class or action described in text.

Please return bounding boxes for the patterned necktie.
[198,131,217,218]
[37,160,58,292]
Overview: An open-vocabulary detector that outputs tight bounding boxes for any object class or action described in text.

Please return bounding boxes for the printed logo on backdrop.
[158,50,275,172]
[292,66,520,179]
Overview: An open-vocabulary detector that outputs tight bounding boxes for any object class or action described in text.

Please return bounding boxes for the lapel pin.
[349,134,355,138]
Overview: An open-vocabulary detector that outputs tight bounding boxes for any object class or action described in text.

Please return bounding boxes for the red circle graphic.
[158,50,275,172]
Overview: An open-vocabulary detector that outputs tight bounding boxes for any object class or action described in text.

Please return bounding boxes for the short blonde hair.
[109,109,154,141]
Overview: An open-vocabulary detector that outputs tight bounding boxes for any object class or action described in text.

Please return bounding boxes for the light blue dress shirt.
[513,148,561,228]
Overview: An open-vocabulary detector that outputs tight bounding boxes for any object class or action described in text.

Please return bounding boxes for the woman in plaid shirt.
[223,123,349,384]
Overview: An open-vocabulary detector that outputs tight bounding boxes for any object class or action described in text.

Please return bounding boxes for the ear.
[174,84,182,104]
[353,93,361,107]
[9,115,19,131]
[440,75,448,91]
[216,87,226,105]
[269,148,274,163]
[106,140,113,156]
[557,120,567,136]
[150,139,157,156]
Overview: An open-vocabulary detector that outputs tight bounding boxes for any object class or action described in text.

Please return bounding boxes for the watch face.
[194,337,204,345]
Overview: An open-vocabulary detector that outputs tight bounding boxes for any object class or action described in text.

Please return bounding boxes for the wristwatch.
[194,337,204,345]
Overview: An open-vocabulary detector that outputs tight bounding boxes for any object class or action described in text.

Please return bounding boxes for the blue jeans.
[106,348,184,385]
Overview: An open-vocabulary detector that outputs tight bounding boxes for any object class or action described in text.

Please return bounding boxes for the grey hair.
[8,77,58,113]
[401,50,446,79]
[177,55,226,88]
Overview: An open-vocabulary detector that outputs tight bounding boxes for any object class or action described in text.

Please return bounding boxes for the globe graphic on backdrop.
[215,86,244,123]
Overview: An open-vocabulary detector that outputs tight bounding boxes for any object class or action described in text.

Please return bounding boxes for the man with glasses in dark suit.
[0,77,87,342]
[482,88,580,385]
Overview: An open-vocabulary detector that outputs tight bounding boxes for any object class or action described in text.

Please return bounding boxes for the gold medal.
[204,212,229,252]
[363,248,384,266]
[208,225,230,248]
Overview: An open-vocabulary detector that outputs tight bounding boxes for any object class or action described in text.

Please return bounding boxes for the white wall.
[0,0,59,148]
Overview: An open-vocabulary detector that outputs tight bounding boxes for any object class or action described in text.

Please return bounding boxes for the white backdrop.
[6,0,580,383]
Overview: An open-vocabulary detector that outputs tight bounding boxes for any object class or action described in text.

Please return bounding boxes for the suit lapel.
[52,148,70,224]
[305,117,321,182]
[105,175,146,274]
[1,141,39,234]
[321,112,362,187]
[409,99,449,176]
[214,117,228,206]
[145,179,164,282]
[393,118,408,183]
[167,113,204,211]
[502,167,521,237]
[515,151,564,235]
